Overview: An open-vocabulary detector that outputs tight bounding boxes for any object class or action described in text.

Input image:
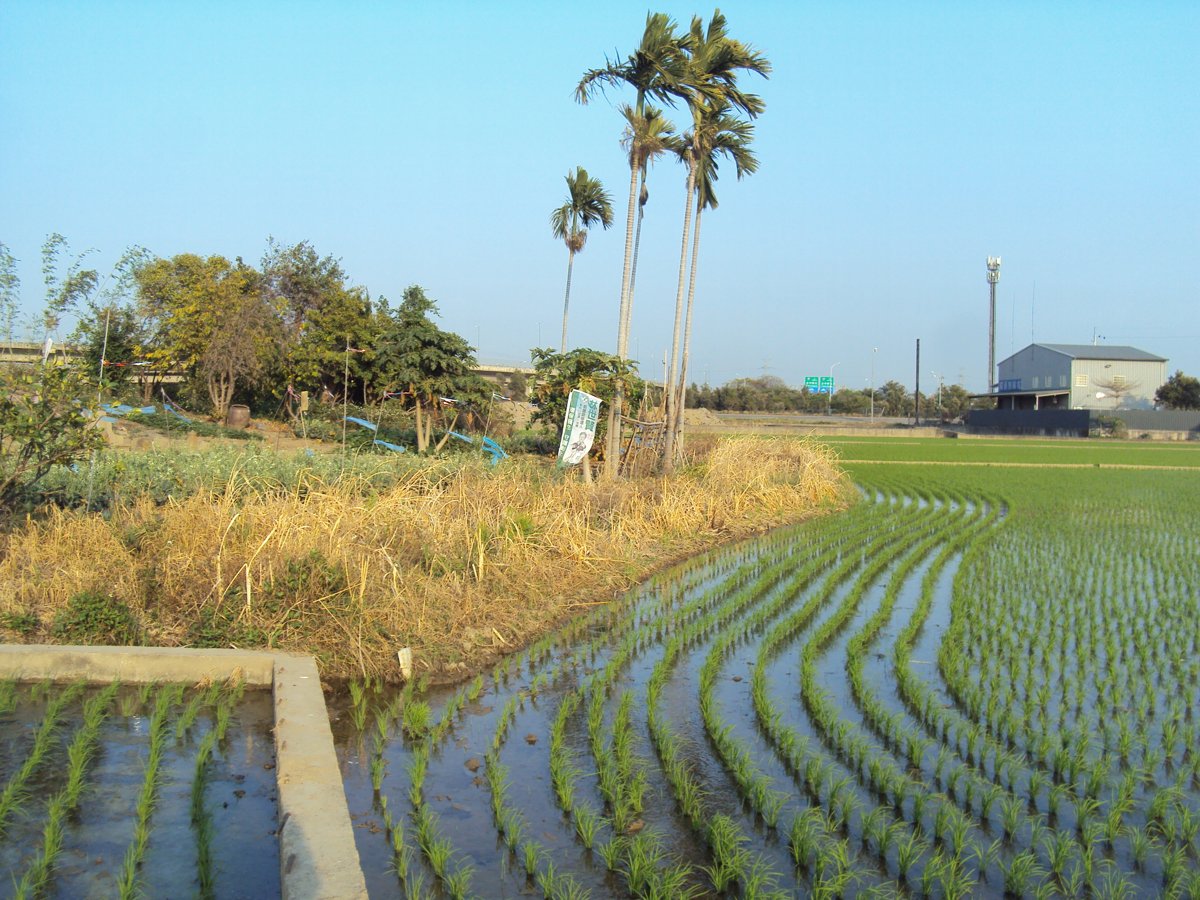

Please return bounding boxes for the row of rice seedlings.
[935,473,1197,888]
[753,492,957,886]
[403,681,477,899]
[794,498,975,892]
[840,489,1063,889]
[750,493,938,885]
[696,491,894,835]
[888,468,1195,892]
[546,540,782,895]
[0,680,86,836]
[0,680,15,715]
[189,677,247,900]
[11,682,120,899]
[117,682,185,900]
[636,541,836,898]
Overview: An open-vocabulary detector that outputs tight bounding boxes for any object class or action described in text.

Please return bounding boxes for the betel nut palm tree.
[551,167,614,353]
[576,12,690,478]
[662,9,769,472]
[670,103,758,454]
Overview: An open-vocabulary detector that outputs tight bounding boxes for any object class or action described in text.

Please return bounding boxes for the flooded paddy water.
[4,463,1196,899]
[0,681,278,898]
[333,465,1200,899]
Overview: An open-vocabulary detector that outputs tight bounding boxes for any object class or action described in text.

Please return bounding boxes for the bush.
[0,362,105,510]
[51,590,141,645]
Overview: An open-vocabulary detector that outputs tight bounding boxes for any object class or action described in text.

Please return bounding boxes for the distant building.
[993,343,1167,411]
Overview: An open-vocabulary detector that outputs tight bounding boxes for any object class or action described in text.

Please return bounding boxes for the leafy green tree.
[878,380,913,417]
[40,233,98,338]
[199,265,281,418]
[376,285,485,453]
[136,254,279,416]
[1155,370,1200,410]
[0,242,19,344]
[260,239,375,396]
[68,246,154,393]
[940,384,972,420]
[577,12,690,476]
[529,347,642,461]
[0,361,103,509]
[551,167,614,353]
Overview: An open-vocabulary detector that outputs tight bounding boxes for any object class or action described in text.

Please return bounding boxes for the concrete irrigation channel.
[0,645,365,899]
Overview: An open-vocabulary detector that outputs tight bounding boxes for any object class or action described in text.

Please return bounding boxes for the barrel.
[226,404,251,429]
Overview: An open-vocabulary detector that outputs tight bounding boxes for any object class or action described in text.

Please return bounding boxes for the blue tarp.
[345,416,379,431]
[373,439,406,453]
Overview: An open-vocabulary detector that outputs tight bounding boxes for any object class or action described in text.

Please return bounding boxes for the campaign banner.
[556,389,602,467]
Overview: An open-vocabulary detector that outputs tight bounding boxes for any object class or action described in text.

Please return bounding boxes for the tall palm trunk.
[627,177,649,329]
[673,202,704,456]
[662,149,697,473]
[559,247,577,353]
[604,155,643,479]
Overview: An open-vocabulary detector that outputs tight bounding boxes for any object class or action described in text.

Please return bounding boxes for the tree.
[0,361,103,509]
[576,12,690,477]
[662,10,769,471]
[68,246,153,392]
[878,380,913,417]
[1155,370,1200,410]
[376,285,485,453]
[1095,375,1141,409]
[136,254,279,416]
[260,239,375,397]
[529,347,642,466]
[198,264,280,418]
[0,242,19,345]
[620,105,679,329]
[551,167,614,353]
[667,100,759,463]
[40,233,98,338]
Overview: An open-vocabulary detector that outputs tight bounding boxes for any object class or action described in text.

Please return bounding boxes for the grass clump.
[50,590,141,645]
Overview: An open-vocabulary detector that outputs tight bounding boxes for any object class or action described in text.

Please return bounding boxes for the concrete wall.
[966,409,1090,436]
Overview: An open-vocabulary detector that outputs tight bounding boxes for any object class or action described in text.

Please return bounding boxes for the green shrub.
[51,591,141,645]
[0,610,40,636]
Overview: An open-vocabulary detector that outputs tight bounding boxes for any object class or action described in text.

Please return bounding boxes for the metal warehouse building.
[994,343,1167,411]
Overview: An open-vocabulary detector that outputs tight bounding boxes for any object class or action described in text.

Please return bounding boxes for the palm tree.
[576,12,691,477]
[662,10,769,471]
[618,105,678,354]
[670,106,758,453]
[551,167,614,353]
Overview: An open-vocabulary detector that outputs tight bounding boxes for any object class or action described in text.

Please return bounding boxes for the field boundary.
[0,644,367,900]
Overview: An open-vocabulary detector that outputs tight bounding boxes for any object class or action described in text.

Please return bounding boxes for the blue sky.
[2,1,1196,393]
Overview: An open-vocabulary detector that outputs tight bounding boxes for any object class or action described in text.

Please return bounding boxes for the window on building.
[1112,374,1127,387]
[1075,373,1088,387]
[1032,376,1039,389]
[1059,375,1067,387]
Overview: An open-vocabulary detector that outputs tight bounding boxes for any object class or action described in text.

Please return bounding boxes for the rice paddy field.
[0,679,278,899]
[334,435,1200,898]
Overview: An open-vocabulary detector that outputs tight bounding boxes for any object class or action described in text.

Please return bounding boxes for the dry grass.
[0,436,849,681]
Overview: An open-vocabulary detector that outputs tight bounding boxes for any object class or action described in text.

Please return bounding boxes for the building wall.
[1068,359,1165,410]
[998,346,1071,393]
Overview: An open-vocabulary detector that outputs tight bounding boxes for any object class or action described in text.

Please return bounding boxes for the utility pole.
[986,256,1001,393]
[914,339,921,426]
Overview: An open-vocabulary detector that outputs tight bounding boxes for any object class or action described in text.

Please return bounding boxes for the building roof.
[1027,343,1166,362]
